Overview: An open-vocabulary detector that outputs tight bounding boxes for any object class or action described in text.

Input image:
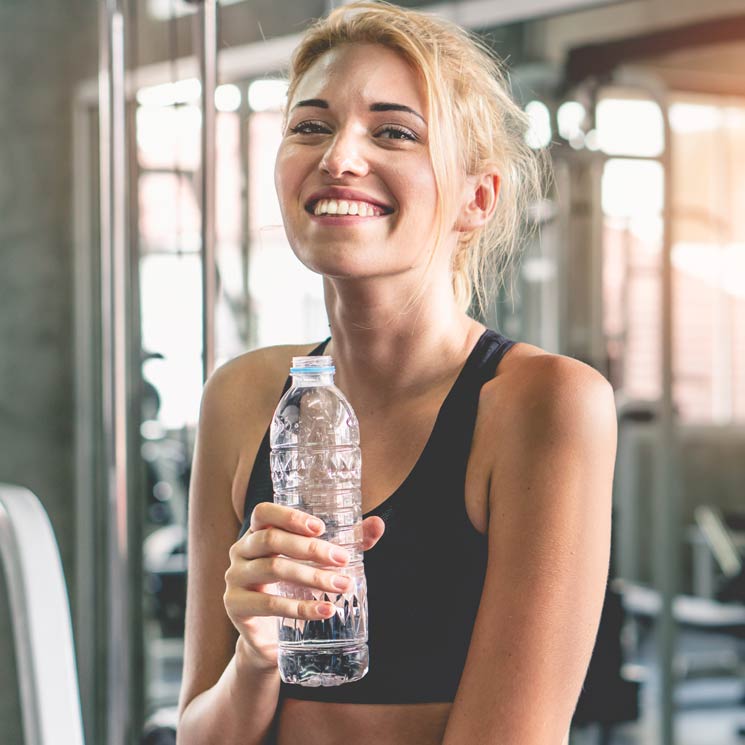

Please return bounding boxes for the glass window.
[596,96,665,157]
[599,91,745,423]
[669,95,745,422]
[601,157,664,401]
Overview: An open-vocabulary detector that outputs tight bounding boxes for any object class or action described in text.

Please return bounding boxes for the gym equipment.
[0,484,85,745]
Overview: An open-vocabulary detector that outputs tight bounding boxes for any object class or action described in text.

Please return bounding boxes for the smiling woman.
[175,3,615,745]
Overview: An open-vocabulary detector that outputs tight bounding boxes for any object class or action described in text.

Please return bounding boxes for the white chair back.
[0,484,85,745]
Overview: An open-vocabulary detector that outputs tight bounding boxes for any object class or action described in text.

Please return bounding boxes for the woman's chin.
[294,254,393,281]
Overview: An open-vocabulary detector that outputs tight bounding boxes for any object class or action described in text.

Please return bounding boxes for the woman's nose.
[319,131,369,179]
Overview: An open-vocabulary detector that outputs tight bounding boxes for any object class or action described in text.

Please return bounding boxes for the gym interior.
[0,1,744,743]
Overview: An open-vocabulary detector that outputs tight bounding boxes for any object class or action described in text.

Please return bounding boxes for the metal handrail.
[0,484,85,745]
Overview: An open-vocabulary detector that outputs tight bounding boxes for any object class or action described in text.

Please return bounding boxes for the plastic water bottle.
[269,354,369,686]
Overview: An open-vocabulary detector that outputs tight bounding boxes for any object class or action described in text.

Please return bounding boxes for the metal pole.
[72,98,98,745]
[655,91,678,745]
[198,0,218,381]
[613,66,678,745]
[99,1,130,744]
[239,94,254,348]
[554,156,570,355]
[126,94,146,740]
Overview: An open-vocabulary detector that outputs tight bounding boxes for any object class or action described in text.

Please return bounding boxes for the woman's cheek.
[274,147,290,199]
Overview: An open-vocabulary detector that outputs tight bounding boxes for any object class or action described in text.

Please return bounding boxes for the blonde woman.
[176,3,616,744]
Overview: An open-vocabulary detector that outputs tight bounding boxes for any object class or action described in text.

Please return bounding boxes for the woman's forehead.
[290,43,427,113]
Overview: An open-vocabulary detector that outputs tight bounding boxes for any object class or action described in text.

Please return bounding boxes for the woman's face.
[275,42,450,282]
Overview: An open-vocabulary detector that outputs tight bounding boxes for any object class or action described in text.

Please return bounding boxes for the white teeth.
[312,198,385,216]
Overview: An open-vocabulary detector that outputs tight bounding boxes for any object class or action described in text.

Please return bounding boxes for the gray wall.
[0,2,97,742]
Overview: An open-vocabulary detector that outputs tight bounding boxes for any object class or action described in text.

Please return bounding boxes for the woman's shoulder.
[491,337,609,385]
[481,340,614,424]
[201,339,326,442]
[469,342,614,533]
[207,340,324,399]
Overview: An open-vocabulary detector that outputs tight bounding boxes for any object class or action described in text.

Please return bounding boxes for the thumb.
[361,515,386,550]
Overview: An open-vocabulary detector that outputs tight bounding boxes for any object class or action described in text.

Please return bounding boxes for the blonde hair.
[283,0,547,317]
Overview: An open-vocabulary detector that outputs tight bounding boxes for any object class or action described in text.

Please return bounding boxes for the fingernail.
[332,574,350,590]
[317,603,333,616]
[331,547,348,564]
[307,518,324,533]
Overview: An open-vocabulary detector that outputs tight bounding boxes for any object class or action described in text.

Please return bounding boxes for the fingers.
[242,504,385,559]
[226,587,339,620]
[229,555,353,595]
[248,502,324,537]
[225,505,385,632]
[237,524,350,566]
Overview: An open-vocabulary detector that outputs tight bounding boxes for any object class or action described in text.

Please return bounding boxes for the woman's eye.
[288,121,330,135]
[377,125,418,142]
[287,121,418,141]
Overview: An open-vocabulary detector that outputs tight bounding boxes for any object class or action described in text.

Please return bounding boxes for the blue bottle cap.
[290,355,335,375]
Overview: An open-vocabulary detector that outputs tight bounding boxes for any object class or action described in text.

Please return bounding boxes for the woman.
[176,3,617,744]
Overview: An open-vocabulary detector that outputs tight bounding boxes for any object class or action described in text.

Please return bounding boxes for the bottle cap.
[290,355,335,375]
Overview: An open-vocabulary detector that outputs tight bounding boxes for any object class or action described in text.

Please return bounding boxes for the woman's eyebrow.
[291,98,425,123]
[370,102,425,123]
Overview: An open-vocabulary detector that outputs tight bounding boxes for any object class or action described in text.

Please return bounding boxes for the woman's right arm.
[176,358,282,745]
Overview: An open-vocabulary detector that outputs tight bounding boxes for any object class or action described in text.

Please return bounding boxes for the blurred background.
[0,0,744,744]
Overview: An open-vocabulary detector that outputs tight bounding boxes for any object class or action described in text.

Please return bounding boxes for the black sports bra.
[239,328,517,704]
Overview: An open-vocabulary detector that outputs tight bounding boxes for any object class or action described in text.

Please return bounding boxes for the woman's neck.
[322,275,484,414]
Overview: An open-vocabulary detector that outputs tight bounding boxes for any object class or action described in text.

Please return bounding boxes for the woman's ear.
[454,171,500,232]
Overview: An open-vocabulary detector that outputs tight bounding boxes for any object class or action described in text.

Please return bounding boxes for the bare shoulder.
[202,341,325,522]
[486,347,618,503]
[212,344,317,389]
[205,340,326,425]
[482,341,615,420]
[467,343,615,532]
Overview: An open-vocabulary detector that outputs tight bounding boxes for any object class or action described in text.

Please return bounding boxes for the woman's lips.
[305,196,394,216]
[305,197,394,225]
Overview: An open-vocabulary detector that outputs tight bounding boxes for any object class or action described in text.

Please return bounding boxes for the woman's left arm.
[442,355,618,745]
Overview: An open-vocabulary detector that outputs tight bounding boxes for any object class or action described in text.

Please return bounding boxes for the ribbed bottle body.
[269,357,369,686]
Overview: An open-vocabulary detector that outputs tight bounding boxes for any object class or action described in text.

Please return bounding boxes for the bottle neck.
[291,372,335,388]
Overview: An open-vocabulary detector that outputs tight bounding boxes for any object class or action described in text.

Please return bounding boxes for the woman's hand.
[224,502,385,672]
